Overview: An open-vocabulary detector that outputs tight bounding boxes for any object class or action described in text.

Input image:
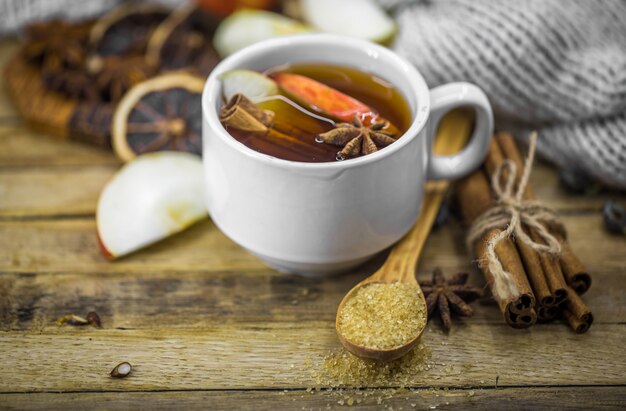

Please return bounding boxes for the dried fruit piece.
[112,72,205,162]
[220,69,279,102]
[213,9,311,57]
[97,152,206,259]
[299,0,396,44]
[111,362,132,378]
[271,72,375,123]
[146,4,220,74]
[89,3,169,58]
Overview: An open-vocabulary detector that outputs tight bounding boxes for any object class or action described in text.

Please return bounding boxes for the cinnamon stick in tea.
[219,93,273,133]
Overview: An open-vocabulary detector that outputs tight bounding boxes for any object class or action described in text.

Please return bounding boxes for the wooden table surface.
[1,39,625,410]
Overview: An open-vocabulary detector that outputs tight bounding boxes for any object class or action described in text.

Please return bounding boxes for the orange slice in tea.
[271,72,381,125]
[112,72,205,162]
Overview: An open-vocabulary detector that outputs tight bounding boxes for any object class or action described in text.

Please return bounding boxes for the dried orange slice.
[89,3,169,58]
[112,72,205,162]
[145,4,220,75]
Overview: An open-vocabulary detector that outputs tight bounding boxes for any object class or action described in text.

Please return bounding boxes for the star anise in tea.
[419,268,484,331]
[317,114,397,160]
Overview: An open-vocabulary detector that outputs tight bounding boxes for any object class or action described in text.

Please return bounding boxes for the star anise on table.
[22,20,92,69]
[41,58,98,101]
[317,114,397,159]
[23,19,99,100]
[90,55,156,102]
[419,268,484,331]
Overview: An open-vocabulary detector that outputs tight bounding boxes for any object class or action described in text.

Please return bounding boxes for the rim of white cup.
[202,33,431,170]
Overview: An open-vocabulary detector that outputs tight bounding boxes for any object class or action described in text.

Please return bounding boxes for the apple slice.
[213,9,311,57]
[270,72,376,123]
[220,69,279,102]
[97,152,206,259]
[299,0,397,45]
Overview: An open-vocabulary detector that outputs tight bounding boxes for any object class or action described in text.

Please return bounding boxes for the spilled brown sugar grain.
[313,342,432,388]
[337,282,427,350]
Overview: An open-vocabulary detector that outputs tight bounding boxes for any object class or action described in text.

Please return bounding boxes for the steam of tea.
[218,64,411,163]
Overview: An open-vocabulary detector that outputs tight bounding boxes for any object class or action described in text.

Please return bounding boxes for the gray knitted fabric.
[379,0,626,189]
[0,0,119,34]
[0,0,184,35]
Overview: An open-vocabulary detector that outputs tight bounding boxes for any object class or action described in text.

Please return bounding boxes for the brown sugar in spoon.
[336,109,475,362]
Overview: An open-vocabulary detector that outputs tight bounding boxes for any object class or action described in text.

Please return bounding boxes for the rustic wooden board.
[0,214,621,275]
[0,265,623,331]
[0,40,20,119]
[2,387,625,410]
[1,155,622,215]
[1,36,624,409]
[0,125,118,168]
[1,324,625,392]
[0,165,115,217]
[0,219,265,273]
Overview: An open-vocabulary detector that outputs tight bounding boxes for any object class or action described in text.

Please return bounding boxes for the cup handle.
[426,82,493,180]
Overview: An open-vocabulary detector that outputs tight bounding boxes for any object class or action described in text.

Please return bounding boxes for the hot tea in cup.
[217,64,411,163]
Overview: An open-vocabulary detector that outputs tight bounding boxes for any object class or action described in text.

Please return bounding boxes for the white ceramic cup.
[202,34,493,276]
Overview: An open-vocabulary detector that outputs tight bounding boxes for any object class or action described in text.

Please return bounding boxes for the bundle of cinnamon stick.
[456,132,593,333]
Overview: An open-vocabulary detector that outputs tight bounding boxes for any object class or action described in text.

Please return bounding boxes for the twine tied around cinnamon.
[466,132,566,299]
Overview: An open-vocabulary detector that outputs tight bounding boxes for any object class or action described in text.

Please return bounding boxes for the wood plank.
[1,161,624,217]
[0,264,620,331]
[0,214,621,275]
[0,219,265,274]
[0,165,115,216]
[1,387,624,410]
[0,39,20,119]
[0,324,624,392]
[0,125,119,168]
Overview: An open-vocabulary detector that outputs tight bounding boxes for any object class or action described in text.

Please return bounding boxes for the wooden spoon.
[336,109,475,362]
